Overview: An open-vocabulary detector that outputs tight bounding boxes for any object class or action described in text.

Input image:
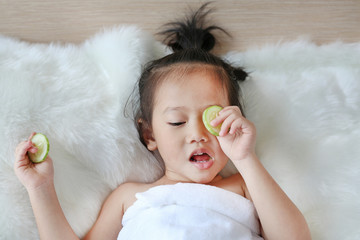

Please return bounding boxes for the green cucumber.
[28,133,49,163]
[202,105,223,136]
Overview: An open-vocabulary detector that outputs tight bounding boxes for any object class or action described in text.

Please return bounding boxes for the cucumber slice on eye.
[202,105,223,136]
[28,133,49,163]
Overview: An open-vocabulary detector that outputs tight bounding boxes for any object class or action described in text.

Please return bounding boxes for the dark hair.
[135,3,248,146]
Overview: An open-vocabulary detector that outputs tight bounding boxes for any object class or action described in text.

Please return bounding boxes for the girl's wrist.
[232,153,260,174]
[26,179,55,196]
[232,151,257,163]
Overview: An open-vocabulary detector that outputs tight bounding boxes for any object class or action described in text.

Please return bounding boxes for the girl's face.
[146,66,230,184]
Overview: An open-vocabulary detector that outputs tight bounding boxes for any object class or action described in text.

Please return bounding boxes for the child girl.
[14,4,311,240]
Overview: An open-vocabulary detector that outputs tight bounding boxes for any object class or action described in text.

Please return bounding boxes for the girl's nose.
[186,119,209,144]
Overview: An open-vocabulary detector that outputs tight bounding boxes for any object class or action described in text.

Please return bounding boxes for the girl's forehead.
[164,63,221,77]
[158,64,225,87]
[154,66,229,108]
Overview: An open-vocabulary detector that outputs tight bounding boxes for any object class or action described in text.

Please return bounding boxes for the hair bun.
[160,3,228,52]
[233,68,248,81]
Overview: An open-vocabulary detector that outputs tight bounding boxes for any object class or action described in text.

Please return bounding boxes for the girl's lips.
[191,157,214,170]
[189,149,214,170]
[189,148,212,159]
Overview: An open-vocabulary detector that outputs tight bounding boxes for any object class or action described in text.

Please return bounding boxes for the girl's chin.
[189,173,221,184]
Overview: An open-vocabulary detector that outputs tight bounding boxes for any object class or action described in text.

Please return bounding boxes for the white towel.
[118,183,263,240]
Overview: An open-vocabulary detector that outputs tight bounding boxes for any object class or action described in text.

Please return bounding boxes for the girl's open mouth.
[190,152,212,162]
[189,152,214,170]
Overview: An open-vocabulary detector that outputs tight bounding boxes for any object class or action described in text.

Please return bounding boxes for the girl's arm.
[213,107,311,240]
[14,133,79,240]
[27,177,125,240]
[235,154,311,240]
[14,133,124,240]
[27,179,79,240]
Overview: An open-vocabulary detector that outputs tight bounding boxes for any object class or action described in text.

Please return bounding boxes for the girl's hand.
[211,106,257,162]
[14,132,54,191]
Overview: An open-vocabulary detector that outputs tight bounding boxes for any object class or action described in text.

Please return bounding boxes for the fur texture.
[0,27,359,239]
[0,26,166,239]
[225,40,360,239]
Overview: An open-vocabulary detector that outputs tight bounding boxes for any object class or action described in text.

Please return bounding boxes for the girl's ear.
[138,119,157,151]
[146,133,157,151]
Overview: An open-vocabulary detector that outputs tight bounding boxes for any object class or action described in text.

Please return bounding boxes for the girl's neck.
[155,174,223,186]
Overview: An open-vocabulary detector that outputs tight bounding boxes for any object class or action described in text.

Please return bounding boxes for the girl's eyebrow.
[163,104,223,114]
[163,106,185,114]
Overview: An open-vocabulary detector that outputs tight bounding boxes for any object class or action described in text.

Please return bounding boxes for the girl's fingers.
[210,115,224,127]
[15,133,38,161]
[221,116,248,136]
[219,106,243,117]
[14,142,32,169]
[228,119,243,135]
[15,141,32,159]
[28,146,38,153]
[210,106,244,136]
[210,108,233,126]
[219,114,239,136]
[27,132,37,141]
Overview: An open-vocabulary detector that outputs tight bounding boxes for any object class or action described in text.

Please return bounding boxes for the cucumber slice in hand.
[202,105,223,136]
[28,133,49,163]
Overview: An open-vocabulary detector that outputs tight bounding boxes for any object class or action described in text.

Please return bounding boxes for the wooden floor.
[0,0,359,53]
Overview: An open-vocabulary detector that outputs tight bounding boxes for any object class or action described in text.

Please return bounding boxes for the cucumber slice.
[28,133,49,163]
[202,105,223,136]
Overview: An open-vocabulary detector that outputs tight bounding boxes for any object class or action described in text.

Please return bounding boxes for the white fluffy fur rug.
[1,26,359,240]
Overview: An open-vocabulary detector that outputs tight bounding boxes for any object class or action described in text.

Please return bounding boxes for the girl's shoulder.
[116,182,156,212]
[211,173,248,199]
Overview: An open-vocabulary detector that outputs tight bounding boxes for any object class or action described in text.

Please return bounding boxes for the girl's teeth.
[191,153,213,162]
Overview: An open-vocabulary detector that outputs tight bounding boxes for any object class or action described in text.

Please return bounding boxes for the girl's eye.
[168,122,185,126]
